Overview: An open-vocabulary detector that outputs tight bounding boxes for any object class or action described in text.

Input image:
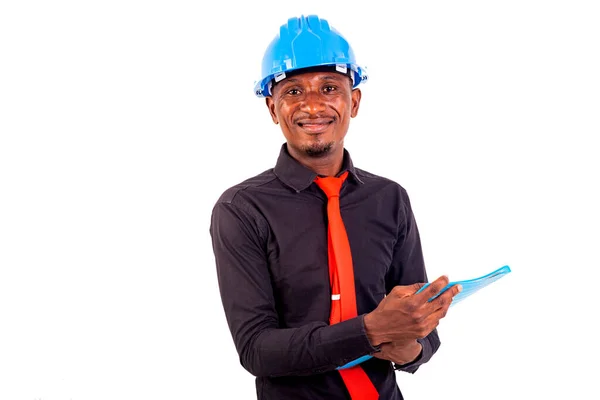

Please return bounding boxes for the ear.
[350,88,362,118]
[265,97,279,124]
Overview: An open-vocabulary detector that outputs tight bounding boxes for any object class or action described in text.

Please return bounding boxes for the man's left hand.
[372,340,422,365]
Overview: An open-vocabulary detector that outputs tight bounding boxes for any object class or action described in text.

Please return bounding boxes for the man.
[210,14,461,400]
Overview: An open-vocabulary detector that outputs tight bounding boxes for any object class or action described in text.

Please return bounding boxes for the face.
[265,70,361,159]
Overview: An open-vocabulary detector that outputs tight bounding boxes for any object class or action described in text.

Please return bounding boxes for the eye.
[323,85,337,93]
[286,88,301,96]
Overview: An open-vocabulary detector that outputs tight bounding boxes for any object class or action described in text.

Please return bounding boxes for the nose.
[299,90,326,114]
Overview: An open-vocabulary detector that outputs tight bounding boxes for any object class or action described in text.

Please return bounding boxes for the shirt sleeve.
[210,200,378,378]
[384,188,442,373]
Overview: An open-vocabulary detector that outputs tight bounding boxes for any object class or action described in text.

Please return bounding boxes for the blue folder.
[337,265,512,370]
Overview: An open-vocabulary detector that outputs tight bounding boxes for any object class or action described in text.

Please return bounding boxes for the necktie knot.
[314,171,349,198]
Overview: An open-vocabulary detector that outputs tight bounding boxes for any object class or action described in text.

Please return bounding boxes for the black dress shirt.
[210,144,440,400]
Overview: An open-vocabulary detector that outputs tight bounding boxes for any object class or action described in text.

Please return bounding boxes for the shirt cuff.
[319,315,379,368]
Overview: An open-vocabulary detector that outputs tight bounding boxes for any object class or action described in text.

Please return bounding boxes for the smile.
[297,118,334,134]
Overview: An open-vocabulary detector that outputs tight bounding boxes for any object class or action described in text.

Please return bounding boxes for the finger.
[389,282,426,299]
[427,298,453,324]
[413,275,450,304]
[435,283,462,304]
[428,283,462,313]
[415,302,456,338]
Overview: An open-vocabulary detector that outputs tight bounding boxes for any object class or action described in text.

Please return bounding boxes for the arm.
[383,188,441,373]
[210,201,377,378]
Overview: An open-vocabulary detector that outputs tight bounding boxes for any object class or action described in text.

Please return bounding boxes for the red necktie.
[315,171,379,400]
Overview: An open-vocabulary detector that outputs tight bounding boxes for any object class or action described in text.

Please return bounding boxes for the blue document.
[337,265,511,370]
[415,264,511,305]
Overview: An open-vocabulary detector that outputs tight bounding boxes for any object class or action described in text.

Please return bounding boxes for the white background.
[1,1,599,399]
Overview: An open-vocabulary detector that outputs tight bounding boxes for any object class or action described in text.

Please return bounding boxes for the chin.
[301,141,334,158]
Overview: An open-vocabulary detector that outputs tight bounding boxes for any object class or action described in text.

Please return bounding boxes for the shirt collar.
[273,143,364,192]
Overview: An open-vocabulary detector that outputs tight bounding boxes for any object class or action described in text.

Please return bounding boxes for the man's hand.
[372,340,423,366]
[364,275,462,347]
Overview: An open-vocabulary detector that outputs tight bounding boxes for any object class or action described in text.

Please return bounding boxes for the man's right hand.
[363,276,462,347]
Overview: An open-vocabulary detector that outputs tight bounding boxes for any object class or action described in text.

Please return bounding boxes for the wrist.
[363,312,385,347]
[393,340,423,368]
[410,340,423,358]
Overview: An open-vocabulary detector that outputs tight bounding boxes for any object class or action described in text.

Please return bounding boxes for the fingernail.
[457,284,463,292]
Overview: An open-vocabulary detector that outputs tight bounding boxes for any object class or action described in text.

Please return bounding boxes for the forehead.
[275,70,351,88]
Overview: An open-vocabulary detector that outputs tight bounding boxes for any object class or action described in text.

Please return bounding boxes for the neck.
[288,145,344,177]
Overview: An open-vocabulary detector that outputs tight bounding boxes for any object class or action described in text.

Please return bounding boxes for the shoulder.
[352,167,416,218]
[210,169,276,238]
[214,168,277,206]
[354,167,409,197]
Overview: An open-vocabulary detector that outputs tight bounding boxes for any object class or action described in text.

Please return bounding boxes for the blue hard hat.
[254,15,368,98]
